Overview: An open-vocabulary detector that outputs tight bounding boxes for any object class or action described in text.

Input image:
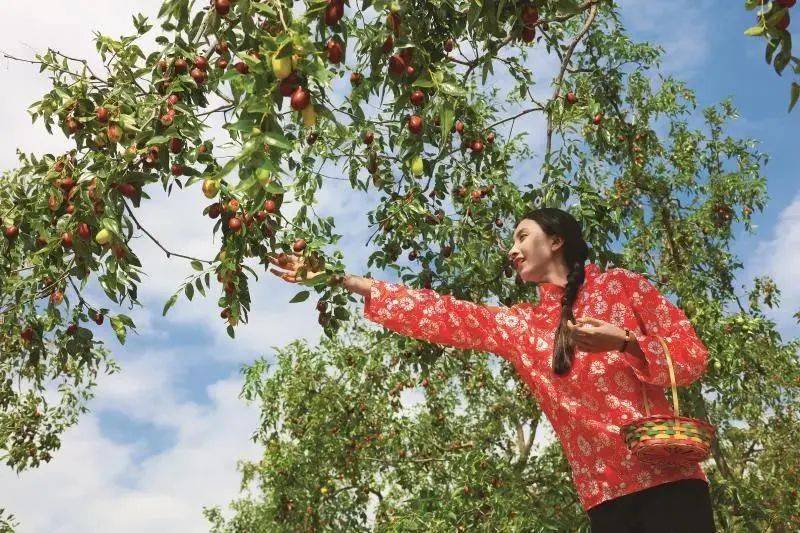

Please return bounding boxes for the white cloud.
[0,367,261,533]
[747,192,800,334]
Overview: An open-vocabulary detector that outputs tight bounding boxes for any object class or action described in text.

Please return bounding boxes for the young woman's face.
[507,219,563,283]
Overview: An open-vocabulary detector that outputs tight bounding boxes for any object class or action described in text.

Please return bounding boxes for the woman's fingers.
[267,253,296,269]
[577,316,604,327]
[270,268,297,283]
[567,320,594,348]
[267,258,294,275]
[269,265,321,284]
[268,252,325,284]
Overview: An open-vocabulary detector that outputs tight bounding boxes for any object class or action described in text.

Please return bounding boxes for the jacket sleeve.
[363,279,527,363]
[619,270,709,387]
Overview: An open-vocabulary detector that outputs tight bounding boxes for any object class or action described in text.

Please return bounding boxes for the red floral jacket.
[363,262,709,511]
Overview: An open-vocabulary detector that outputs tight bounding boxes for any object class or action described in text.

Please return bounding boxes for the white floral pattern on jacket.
[363,262,709,511]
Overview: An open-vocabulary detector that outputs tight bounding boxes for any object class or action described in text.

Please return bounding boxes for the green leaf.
[298,273,330,287]
[185,283,194,301]
[101,218,121,237]
[439,82,467,96]
[264,180,286,194]
[251,2,272,13]
[744,25,765,36]
[232,176,259,194]
[334,306,350,320]
[191,260,204,271]
[162,294,178,316]
[481,60,491,86]
[439,102,454,148]
[289,290,310,303]
[118,114,141,132]
[262,131,293,150]
[766,38,778,64]
[789,82,800,112]
[225,119,255,132]
[411,76,435,88]
[774,52,790,74]
[110,315,128,344]
[147,135,171,145]
[195,277,206,296]
[115,314,135,327]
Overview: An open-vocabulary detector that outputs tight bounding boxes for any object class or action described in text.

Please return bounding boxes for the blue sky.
[0,1,798,531]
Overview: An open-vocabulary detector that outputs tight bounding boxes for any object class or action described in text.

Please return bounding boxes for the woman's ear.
[551,235,564,252]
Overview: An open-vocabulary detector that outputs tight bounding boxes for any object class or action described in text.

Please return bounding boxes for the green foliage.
[743,0,800,111]
[0,508,19,533]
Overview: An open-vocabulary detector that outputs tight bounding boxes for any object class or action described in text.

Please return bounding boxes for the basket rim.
[620,415,716,433]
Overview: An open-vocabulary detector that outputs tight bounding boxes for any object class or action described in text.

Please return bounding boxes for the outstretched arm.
[349,275,526,363]
[268,261,527,363]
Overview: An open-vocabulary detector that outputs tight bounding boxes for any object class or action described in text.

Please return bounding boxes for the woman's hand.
[566,316,627,353]
[267,252,325,283]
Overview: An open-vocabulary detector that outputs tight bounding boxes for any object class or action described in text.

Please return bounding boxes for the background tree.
[203,320,585,532]
[1,0,798,531]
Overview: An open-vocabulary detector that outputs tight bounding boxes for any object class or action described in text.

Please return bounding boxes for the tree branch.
[0,260,75,316]
[544,2,600,173]
[452,1,598,85]
[2,51,96,83]
[122,201,214,264]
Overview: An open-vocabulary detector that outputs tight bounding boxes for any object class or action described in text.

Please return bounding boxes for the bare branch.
[122,201,214,264]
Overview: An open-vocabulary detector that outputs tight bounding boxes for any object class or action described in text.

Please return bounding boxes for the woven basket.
[620,336,715,468]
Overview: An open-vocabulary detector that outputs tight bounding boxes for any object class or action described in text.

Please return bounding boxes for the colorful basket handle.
[641,335,681,417]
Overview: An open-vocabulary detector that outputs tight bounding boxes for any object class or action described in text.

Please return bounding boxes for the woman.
[269,207,716,532]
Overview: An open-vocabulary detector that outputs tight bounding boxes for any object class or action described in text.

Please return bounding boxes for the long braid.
[552,258,587,375]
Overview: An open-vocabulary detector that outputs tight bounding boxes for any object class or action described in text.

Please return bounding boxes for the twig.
[122,201,214,264]
[197,104,236,117]
[0,259,75,316]
[483,104,545,132]
[6,264,35,275]
[269,0,290,32]
[51,50,107,83]
[544,2,600,174]
[2,51,103,84]
[66,276,101,316]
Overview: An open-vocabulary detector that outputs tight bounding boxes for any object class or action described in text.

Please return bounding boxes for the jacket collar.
[536,262,601,305]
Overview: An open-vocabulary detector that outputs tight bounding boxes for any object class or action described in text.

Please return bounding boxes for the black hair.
[514,207,589,375]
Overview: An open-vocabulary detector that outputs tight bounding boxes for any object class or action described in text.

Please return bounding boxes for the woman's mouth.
[514,258,525,269]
